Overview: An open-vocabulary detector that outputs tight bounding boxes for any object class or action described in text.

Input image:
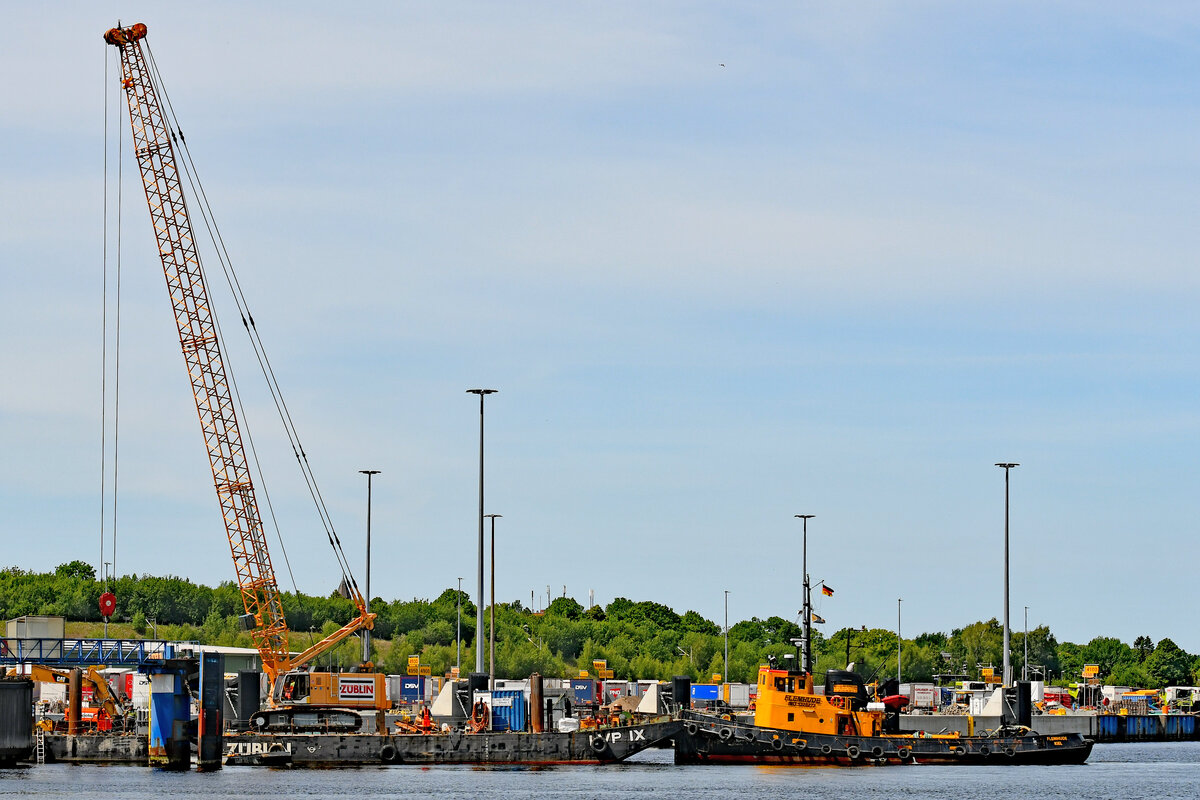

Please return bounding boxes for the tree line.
[3,562,1197,688]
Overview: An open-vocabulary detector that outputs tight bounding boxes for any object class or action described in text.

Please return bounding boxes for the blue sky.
[2,2,1198,653]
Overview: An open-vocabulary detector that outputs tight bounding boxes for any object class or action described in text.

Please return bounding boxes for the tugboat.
[675,664,1092,765]
[674,533,1092,766]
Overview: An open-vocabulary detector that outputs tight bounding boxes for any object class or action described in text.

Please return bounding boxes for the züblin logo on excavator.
[339,680,375,699]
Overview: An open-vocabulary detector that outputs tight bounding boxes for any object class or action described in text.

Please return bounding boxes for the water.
[3,742,1198,799]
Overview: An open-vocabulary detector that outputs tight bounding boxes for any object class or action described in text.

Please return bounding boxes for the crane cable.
[141,42,363,600]
[99,46,109,592]
[99,45,125,589]
[139,43,307,601]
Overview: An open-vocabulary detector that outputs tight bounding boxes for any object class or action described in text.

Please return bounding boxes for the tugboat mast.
[795,514,815,676]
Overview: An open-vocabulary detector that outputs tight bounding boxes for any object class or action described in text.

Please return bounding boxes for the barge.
[223,718,682,766]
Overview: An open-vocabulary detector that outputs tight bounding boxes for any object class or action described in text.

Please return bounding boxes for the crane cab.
[271,669,388,710]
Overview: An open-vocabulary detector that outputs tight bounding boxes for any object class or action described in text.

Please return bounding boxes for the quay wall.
[900,714,1198,742]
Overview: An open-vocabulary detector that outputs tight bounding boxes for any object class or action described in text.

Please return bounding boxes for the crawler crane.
[104,22,386,731]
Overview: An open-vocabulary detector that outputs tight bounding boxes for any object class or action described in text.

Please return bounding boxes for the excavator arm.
[24,665,127,720]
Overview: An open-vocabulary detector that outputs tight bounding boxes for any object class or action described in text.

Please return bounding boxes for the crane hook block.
[104,23,148,46]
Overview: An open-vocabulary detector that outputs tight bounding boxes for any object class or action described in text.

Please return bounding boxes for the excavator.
[104,22,388,732]
[6,665,128,731]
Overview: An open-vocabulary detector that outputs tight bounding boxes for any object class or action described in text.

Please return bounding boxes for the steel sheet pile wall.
[0,679,34,765]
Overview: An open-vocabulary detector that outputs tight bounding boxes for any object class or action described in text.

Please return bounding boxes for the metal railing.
[0,638,195,667]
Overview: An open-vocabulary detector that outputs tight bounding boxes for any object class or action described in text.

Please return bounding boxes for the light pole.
[359,469,380,664]
[996,462,1019,686]
[897,598,902,684]
[456,577,463,672]
[484,513,502,691]
[676,645,694,668]
[846,625,867,668]
[794,515,814,675]
[1023,605,1029,682]
[723,590,730,684]
[467,388,497,675]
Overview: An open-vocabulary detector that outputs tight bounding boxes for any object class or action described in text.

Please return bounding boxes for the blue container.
[491,690,526,732]
[400,677,424,700]
[570,679,596,704]
[691,684,719,701]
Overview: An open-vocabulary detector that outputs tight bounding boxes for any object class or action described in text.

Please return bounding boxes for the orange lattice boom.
[105,23,291,680]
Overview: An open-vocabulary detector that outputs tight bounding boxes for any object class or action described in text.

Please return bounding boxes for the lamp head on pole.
[467,388,498,396]
[794,514,815,520]
[995,463,1019,469]
[359,469,381,476]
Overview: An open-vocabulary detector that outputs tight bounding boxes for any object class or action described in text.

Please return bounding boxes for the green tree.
[56,561,97,580]
[1079,636,1134,681]
[1133,635,1154,662]
[1144,639,1192,688]
[952,619,1004,678]
[1109,662,1151,688]
[547,597,583,620]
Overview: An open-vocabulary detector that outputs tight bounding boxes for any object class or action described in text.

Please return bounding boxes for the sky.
[2,2,1198,654]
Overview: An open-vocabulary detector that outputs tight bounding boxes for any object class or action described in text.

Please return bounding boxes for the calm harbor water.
[2,742,1198,799]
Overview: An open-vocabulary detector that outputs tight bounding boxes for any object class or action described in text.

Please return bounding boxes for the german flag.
[821,585,834,597]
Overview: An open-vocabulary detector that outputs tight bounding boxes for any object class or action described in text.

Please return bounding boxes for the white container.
[130,673,151,710]
[726,684,751,708]
[910,684,937,709]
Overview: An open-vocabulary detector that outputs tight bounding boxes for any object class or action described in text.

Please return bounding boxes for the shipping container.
[36,682,66,705]
[494,679,530,692]
[400,676,425,700]
[5,615,65,640]
[490,689,526,732]
[725,683,751,708]
[569,679,597,704]
[910,683,938,709]
[603,681,635,702]
[691,684,720,701]
[129,673,151,710]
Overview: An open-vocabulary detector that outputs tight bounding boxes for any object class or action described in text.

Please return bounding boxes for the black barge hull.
[675,712,1092,766]
[224,719,682,766]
